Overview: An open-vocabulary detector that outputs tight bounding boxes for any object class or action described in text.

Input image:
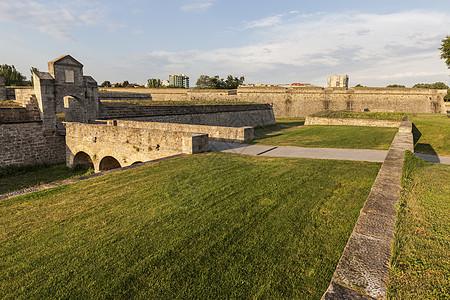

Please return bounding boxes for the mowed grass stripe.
[251,125,397,150]
[1,153,380,299]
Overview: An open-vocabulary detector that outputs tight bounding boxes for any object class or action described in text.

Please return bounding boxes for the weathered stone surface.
[100,103,276,127]
[322,121,414,299]
[305,117,401,127]
[107,120,254,142]
[65,122,209,172]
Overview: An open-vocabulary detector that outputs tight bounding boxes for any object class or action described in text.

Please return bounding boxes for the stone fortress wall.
[99,86,447,117]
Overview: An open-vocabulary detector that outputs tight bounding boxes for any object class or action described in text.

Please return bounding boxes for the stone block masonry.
[305,117,402,127]
[65,122,208,172]
[0,121,65,167]
[322,119,414,299]
[107,120,254,142]
[100,104,276,128]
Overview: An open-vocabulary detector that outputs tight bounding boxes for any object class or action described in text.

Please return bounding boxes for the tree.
[122,81,130,88]
[147,78,162,88]
[439,35,450,68]
[354,84,365,87]
[413,82,449,89]
[195,74,245,89]
[386,84,405,88]
[100,81,111,87]
[0,64,27,86]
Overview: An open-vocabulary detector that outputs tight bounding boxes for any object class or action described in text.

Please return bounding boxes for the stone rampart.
[305,116,401,127]
[323,120,414,299]
[0,121,65,167]
[107,120,253,142]
[238,87,447,116]
[100,88,188,101]
[100,104,276,127]
[97,86,446,116]
[65,122,208,171]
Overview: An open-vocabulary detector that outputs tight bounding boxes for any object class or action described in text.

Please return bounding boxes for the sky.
[1,0,449,87]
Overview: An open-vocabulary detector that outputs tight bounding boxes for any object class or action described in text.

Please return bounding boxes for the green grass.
[411,114,450,156]
[252,125,397,150]
[0,100,20,107]
[310,110,410,121]
[0,153,381,299]
[389,152,450,299]
[0,163,93,195]
[101,100,256,106]
[254,117,305,137]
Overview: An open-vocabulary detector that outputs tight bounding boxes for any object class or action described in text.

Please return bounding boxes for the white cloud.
[181,0,217,12]
[244,14,283,29]
[0,1,118,40]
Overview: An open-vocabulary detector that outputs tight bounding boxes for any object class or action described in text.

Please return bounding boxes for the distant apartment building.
[169,74,189,88]
[327,75,349,88]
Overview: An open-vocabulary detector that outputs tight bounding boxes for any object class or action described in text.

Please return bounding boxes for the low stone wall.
[14,88,36,107]
[322,120,414,299]
[0,121,66,167]
[107,119,254,142]
[100,104,276,127]
[65,122,209,171]
[305,116,401,127]
[98,92,152,100]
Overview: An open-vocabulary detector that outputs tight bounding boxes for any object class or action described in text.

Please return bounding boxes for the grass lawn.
[0,163,93,195]
[252,125,397,150]
[0,153,380,299]
[310,110,409,121]
[254,117,305,137]
[410,114,450,156]
[389,152,450,299]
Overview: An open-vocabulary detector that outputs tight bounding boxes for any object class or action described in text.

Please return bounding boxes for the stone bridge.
[65,122,208,172]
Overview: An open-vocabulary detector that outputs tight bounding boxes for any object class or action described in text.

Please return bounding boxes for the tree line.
[195,75,245,89]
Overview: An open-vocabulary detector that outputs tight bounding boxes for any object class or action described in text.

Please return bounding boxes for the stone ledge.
[305,116,402,127]
[322,118,414,299]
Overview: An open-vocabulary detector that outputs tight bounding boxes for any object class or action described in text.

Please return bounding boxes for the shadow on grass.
[253,121,305,138]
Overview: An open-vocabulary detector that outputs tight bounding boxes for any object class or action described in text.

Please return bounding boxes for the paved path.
[414,153,450,164]
[210,142,450,164]
[209,142,388,162]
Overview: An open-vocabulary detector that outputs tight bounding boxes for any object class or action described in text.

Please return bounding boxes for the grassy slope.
[0,153,380,299]
[254,117,305,137]
[252,125,397,150]
[411,114,449,156]
[389,152,450,299]
[0,163,93,195]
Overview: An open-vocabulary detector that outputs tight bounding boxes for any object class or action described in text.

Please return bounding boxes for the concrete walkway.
[210,142,450,164]
[209,142,388,162]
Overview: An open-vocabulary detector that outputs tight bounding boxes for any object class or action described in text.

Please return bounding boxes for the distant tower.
[169,74,189,88]
[327,75,349,88]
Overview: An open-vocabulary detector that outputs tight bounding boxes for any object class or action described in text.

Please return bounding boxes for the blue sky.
[1,0,449,87]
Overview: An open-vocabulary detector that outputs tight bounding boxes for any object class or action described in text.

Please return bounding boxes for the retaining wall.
[323,120,414,299]
[0,121,65,167]
[305,117,401,127]
[100,104,276,127]
[99,87,446,116]
[107,119,253,142]
[0,75,6,100]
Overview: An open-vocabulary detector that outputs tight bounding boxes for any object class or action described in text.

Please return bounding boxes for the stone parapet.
[305,117,401,127]
[0,107,41,124]
[105,120,254,142]
[322,122,414,299]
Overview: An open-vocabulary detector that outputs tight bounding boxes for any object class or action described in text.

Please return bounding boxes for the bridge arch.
[99,156,121,171]
[73,151,94,169]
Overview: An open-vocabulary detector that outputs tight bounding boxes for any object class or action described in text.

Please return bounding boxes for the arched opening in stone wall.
[73,151,94,169]
[99,156,121,171]
[132,161,143,165]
